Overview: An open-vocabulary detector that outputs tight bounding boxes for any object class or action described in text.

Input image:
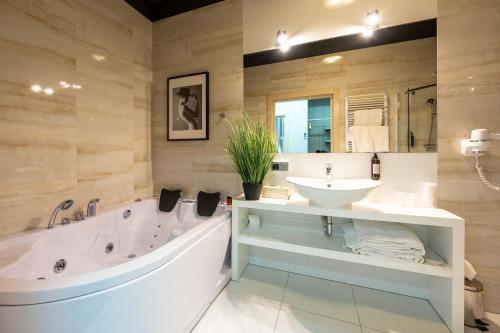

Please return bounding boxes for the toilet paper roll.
[248,215,261,229]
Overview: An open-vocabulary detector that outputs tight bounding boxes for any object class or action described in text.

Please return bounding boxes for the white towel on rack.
[349,126,370,152]
[353,109,383,126]
[368,126,389,152]
[349,126,389,152]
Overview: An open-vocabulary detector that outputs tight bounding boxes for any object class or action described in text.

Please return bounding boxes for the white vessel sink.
[286,177,381,207]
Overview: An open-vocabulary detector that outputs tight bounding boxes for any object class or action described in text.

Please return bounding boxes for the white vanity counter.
[231,196,464,333]
[233,195,462,227]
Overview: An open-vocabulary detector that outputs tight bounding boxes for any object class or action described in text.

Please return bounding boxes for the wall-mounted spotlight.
[276,30,289,52]
[366,9,380,26]
[362,9,380,38]
[43,87,54,95]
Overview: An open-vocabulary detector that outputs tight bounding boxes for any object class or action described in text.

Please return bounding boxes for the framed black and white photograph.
[167,72,209,141]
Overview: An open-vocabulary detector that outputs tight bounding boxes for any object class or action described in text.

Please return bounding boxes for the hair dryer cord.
[475,155,500,191]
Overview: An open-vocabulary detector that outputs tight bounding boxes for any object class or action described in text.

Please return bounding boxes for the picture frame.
[167,72,209,141]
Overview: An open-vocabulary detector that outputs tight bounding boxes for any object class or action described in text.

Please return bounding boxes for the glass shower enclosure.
[398,84,437,152]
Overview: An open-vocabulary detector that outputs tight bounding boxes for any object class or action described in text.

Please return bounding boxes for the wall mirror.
[243,1,438,153]
[244,38,437,153]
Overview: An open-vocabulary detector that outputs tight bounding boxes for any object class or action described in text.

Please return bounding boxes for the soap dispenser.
[371,153,380,180]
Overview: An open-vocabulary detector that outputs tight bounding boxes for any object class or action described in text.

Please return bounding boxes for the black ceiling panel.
[124,0,225,21]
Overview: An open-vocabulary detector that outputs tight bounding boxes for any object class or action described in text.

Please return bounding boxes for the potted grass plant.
[226,114,277,200]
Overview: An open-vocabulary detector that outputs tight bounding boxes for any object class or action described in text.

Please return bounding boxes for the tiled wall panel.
[0,0,152,236]
[152,0,244,198]
[438,0,500,312]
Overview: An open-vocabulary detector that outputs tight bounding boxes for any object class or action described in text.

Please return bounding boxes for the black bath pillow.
[197,191,221,217]
[159,189,181,212]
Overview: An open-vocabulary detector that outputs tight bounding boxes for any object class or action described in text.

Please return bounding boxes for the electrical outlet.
[272,161,288,171]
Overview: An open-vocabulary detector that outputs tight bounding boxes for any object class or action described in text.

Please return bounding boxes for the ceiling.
[124,0,224,21]
[244,0,437,54]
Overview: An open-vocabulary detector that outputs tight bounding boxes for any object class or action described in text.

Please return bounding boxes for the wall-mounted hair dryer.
[461,129,500,191]
[461,129,500,156]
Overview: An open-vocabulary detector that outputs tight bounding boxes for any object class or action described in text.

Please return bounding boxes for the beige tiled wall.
[244,38,437,152]
[152,0,244,199]
[438,0,500,312]
[0,0,152,237]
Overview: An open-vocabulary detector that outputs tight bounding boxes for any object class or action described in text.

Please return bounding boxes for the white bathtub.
[0,199,231,333]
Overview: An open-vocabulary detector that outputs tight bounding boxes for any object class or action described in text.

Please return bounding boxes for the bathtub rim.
[0,199,231,306]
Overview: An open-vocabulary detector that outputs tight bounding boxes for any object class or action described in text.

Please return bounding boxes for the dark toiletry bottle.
[371,153,380,180]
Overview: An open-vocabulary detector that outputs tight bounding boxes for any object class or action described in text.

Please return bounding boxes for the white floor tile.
[276,306,362,333]
[192,291,280,333]
[352,286,449,333]
[226,264,288,303]
[282,273,359,324]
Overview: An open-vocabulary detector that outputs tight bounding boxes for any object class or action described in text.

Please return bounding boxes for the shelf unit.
[239,225,452,278]
[231,196,464,333]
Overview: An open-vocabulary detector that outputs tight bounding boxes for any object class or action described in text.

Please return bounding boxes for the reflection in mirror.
[274,97,331,153]
[244,37,437,153]
[398,84,437,152]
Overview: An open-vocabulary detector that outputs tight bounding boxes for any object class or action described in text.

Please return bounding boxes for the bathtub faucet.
[87,198,100,217]
[47,199,74,229]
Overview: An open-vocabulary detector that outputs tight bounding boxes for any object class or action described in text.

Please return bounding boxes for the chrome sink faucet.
[48,199,74,229]
[87,198,100,217]
[326,163,332,187]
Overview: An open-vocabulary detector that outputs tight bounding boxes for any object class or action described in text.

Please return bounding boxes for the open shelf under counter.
[231,195,465,333]
[239,224,452,279]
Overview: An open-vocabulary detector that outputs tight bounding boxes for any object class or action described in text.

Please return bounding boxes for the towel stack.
[343,219,425,264]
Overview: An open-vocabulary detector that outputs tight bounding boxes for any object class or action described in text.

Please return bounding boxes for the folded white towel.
[425,247,445,266]
[353,109,383,126]
[343,220,426,264]
[349,126,389,152]
[352,219,425,254]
